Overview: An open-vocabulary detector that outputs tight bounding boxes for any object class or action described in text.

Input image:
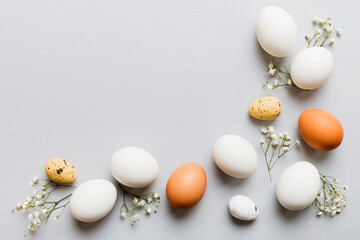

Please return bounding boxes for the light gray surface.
[1,0,359,239]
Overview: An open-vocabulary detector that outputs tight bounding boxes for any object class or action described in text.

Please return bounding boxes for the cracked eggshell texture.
[256,6,298,57]
[45,157,77,183]
[276,161,321,211]
[229,195,259,221]
[213,135,258,178]
[248,96,282,120]
[70,179,117,222]
[110,147,159,188]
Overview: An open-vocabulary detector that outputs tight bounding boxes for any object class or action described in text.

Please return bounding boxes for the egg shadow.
[254,35,273,66]
[212,159,248,187]
[71,213,111,233]
[296,132,330,163]
[247,113,278,127]
[275,196,305,221]
[165,200,200,221]
[229,213,256,227]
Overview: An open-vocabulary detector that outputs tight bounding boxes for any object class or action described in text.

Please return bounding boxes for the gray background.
[1,0,359,239]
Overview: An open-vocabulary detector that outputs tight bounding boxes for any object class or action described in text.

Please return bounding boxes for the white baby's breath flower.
[319,205,325,211]
[273,80,279,87]
[28,214,35,220]
[283,141,291,147]
[316,29,322,34]
[287,79,292,85]
[278,133,284,139]
[145,208,152,214]
[16,203,22,210]
[268,126,275,133]
[153,192,160,199]
[268,62,274,69]
[42,209,47,214]
[329,38,335,45]
[295,140,300,145]
[134,214,140,219]
[313,17,319,24]
[343,185,349,191]
[54,216,59,221]
[261,127,267,134]
[33,219,41,226]
[120,211,126,218]
[330,211,336,216]
[139,200,146,207]
[26,196,32,202]
[267,84,273,90]
[336,28,342,36]
[132,197,138,204]
[147,197,153,204]
[259,139,265,145]
[272,141,279,147]
[305,34,311,40]
[317,211,323,216]
[268,68,276,76]
[32,177,39,184]
[29,182,35,187]
[333,179,339,184]
[283,147,289,152]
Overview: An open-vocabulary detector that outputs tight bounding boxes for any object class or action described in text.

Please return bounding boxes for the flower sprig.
[313,173,348,217]
[260,126,300,182]
[264,16,341,90]
[119,185,160,226]
[306,17,342,48]
[12,177,76,237]
[265,59,294,89]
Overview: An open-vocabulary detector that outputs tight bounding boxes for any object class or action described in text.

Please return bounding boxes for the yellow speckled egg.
[45,158,77,183]
[248,96,282,120]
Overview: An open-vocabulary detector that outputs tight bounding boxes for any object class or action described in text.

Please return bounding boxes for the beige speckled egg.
[45,158,77,183]
[248,96,282,120]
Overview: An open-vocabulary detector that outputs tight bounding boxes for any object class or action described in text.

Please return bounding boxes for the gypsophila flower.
[13,177,75,237]
[54,216,59,221]
[261,127,268,134]
[260,126,300,181]
[268,68,276,76]
[264,59,293,89]
[32,177,39,184]
[307,16,341,47]
[139,200,146,207]
[119,186,161,226]
[343,185,349,191]
[259,139,265,145]
[313,172,348,217]
[153,192,160,199]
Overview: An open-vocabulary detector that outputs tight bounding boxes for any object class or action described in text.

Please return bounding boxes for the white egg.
[70,179,117,222]
[256,6,298,57]
[213,135,258,178]
[110,147,159,188]
[291,47,334,90]
[276,161,321,211]
[229,195,259,221]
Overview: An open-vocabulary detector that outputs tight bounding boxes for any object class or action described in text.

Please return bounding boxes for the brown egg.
[298,109,343,151]
[166,162,207,209]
